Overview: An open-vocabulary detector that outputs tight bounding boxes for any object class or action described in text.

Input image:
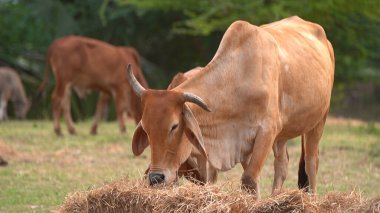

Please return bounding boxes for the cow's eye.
[170,124,178,133]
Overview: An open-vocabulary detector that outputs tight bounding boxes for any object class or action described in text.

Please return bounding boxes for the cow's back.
[261,16,334,137]
[48,36,125,91]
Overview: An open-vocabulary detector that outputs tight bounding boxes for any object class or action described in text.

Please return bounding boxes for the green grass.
[0,118,380,212]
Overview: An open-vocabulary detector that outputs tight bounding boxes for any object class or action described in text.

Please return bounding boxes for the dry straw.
[58,178,380,213]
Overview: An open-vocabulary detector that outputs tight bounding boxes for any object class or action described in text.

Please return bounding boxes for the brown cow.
[128,16,334,198]
[37,36,148,136]
[0,67,30,120]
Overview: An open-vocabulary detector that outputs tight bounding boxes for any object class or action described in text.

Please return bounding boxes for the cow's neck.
[176,55,255,171]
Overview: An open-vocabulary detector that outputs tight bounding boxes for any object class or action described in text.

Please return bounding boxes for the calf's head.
[126,64,211,185]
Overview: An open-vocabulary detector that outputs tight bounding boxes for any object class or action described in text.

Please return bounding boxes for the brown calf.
[38,36,148,135]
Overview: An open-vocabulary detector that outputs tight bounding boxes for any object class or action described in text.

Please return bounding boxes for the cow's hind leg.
[52,83,65,136]
[90,92,110,135]
[300,114,327,194]
[298,135,309,190]
[62,85,76,135]
[272,140,289,195]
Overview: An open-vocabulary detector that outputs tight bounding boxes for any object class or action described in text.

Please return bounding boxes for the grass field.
[0,118,380,212]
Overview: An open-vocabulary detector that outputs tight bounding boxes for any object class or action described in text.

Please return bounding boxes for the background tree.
[0,0,379,120]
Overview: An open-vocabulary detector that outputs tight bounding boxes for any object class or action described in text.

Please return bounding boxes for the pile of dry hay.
[58,178,380,213]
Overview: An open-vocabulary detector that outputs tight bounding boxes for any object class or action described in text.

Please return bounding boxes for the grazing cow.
[0,67,30,120]
[37,36,148,136]
[128,16,334,198]
[144,67,204,183]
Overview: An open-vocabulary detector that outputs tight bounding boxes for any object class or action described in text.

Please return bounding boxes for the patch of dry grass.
[58,178,380,213]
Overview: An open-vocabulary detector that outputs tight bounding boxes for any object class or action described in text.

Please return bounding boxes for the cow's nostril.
[149,173,165,185]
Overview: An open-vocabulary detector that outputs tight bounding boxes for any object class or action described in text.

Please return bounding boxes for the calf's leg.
[52,83,65,136]
[114,91,127,133]
[62,85,76,135]
[90,92,110,135]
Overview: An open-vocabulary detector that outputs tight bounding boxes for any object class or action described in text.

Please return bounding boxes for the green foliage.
[0,0,379,119]
[124,0,380,82]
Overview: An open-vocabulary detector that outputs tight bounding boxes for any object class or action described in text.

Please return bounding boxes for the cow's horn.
[126,64,145,97]
[183,92,212,112]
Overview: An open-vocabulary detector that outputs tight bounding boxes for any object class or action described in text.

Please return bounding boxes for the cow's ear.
[132,121,149,156]
[183,104,208,159]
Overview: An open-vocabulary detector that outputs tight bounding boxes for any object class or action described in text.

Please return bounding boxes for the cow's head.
[126,64,211,185]
[14,98,30,119]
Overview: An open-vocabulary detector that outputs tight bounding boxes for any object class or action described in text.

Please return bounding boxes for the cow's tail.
[298,134,309,191]
[34,49,52,102]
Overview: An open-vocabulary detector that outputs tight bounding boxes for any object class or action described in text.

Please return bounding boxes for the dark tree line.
[0,0,379,119]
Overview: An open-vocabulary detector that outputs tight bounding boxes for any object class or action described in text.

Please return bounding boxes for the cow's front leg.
[241,129,276,198]
[62,85,76,135]
[272,140,289,195]
[207,163,218,183]
[196,155,217,183]
[178,157,205,184]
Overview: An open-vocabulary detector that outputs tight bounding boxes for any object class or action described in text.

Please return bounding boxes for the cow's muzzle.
[149,172,165,185]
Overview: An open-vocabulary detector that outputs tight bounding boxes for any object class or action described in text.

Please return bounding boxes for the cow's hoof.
[0,157,8,167]
[68,128,77,135]
[120,127,127,134]
[54,128,63,137]
[241,175,259,198]
[90,126,97,135]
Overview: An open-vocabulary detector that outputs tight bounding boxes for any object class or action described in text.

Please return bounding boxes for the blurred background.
[0,0,379,121]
